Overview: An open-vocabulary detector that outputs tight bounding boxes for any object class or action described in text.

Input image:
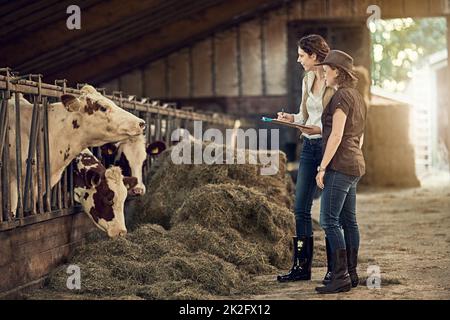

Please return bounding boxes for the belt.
[303,137,323,145]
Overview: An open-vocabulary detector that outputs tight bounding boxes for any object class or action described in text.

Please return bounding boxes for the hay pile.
[46,224,258,299]
[135,140,295,229]
[41,140,319,299]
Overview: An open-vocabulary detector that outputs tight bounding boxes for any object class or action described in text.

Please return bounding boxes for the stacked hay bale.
[361,95,420,187]
[39,140,324,300]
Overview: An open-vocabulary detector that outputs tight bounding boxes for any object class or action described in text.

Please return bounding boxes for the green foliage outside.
[370,18,447,92]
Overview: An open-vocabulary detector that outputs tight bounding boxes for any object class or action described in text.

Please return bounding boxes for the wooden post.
[447,16,450,165]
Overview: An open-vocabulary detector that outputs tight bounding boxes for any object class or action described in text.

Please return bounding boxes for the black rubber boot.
[315,249,351,294]
[347,247,359,288]
[277,236,313,282]
[322,237,332,285]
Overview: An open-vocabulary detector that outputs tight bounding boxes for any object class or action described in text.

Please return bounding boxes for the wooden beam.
[404,0,431,17]
[0,0,163,67]
[352,0,373,18]
[379,0,404,18]
[429,0,445,16]
[447,16,450,166]
[328,0,354,18]
[46,0,279,85]
[302,0,327,19]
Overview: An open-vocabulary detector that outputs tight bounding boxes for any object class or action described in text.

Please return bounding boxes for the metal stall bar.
[155,112,162,141]
[144,100,152,185]
[165,110,172,147]
[23,83,41,215]
[34,98,43,214]
[0,69,11,162]
[1,93,10,223]
[14,90,24,220]
[31,75,44,214]
[0,68,12,223]
[54,80,67,209]
[42,96,51,212]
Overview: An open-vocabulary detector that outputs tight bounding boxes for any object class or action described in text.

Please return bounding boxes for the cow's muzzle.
[128,187,145,196]
[108,228,128,238]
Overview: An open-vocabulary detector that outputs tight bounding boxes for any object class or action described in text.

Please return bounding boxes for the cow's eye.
[100,106,107,112]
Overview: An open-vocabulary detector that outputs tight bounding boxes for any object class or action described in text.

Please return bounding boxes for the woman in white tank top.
[277,34,335,283]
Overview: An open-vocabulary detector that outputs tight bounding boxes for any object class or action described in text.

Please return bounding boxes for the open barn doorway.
[369,17,449,185]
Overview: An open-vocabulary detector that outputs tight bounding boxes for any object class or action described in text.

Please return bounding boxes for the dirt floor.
[20,172,450,300]
[233,178,450,300]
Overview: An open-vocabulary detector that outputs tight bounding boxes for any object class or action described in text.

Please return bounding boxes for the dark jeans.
[320,169,361,253]
[294,137,323,237]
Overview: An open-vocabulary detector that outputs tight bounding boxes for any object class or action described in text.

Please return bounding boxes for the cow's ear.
[80,85,97,95]
[123,176,138,190]
[146,141,166,156]
[61,94,82,112]
[101,143,118,156]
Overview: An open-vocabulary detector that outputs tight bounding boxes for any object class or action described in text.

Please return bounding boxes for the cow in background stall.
[7,85,146,216]
[73,149,137,237]
[101,135,166,196]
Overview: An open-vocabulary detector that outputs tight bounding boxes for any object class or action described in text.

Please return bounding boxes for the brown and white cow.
[101,135,166,196]
[73,149,137,237]
[7,85,146,216]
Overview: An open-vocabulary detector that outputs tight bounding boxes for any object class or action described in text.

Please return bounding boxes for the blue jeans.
[320,170,361,253]
[294,137,323,237]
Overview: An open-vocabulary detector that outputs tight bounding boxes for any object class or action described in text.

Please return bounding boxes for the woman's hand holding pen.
[277,108,294,122]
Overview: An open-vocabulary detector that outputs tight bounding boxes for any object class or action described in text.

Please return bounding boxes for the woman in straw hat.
[314,50,367,294]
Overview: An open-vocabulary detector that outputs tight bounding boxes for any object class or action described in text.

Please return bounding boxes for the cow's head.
[74,151,138,238]
[118,137,167,196]
[61,85,146,145]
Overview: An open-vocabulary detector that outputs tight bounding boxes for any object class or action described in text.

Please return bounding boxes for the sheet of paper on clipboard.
[261,117,313,130]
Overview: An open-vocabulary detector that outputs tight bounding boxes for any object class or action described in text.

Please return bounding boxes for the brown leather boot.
[315,249,351,294]
[322,237,332,285]
[347,247,359,288]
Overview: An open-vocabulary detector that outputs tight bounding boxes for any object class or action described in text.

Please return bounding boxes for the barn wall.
[143,59,167,98]
[264,8,288,96]
[240,19,263,96]
[168,49,190,99]
[0,212,96,295]
[101,78,120,93]
[192,39,213,97]
[215,29,239,97]
[120,69,143,98]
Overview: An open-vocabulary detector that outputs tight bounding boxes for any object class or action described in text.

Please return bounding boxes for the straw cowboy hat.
[315,50,358,80]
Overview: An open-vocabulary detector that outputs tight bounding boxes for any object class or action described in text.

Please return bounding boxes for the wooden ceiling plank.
[48,0,281,84]
[0,0,163,66]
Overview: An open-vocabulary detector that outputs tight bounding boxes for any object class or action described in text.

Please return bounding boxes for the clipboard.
[261,117,313,130]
